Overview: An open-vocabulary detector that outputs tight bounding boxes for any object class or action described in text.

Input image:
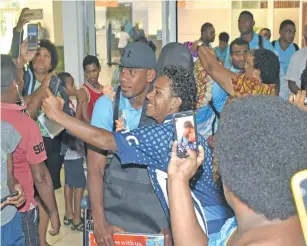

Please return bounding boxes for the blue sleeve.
[112,123,173,170]
[90,95,114,131]
[223,46,231,69]
[263,38,276,53]
[212,81,228,113]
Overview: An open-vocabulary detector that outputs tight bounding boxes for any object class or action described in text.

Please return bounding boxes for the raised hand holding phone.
[18,38,38,65]
[167,141,204,182]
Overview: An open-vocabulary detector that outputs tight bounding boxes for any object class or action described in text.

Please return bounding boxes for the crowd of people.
[1,8,307,246]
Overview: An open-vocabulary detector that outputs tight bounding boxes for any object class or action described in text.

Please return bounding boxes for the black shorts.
[64,158,86,188]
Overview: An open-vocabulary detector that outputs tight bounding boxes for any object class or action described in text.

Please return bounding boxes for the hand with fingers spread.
[42,88,65,121]
[167,141,205,182]
[93,220,124,246]
[289,90,307,112]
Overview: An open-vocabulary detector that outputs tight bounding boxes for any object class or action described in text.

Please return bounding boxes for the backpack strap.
[112,86,122,131]
[258,35,263,49]
[208,100,220,136]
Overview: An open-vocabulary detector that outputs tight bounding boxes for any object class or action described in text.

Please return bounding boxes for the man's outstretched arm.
[42,88,117,151]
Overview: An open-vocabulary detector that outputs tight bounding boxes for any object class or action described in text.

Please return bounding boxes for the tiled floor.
[46,169,85,246]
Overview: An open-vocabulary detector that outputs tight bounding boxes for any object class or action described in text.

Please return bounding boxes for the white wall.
[147,1,162,35]
[178,1,231,47]
[52,0,63,46]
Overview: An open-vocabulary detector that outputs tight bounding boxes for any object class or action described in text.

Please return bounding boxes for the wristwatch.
[197,40,205,52]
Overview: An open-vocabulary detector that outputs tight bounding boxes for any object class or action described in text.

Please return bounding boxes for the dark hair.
[239,10,254,20]
[280,19,295,31]
[301,67,307,90]
[215,96,307,221]
[219,32,230,43]
[35,40,59,72]
[57,72,72,88]
[183,121,193,128]
[259,28,271,33]
[83,55,100,70]
[201,23,213,32]
[251,49,280,85]
[160,65,197,111]
[229,38,249,54]
[120,25,125,31]
[1,54,18,92]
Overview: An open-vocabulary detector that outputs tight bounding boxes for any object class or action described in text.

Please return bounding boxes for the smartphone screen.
[27,24,38,51]
[173,111,197,158]
[292,170,307,243]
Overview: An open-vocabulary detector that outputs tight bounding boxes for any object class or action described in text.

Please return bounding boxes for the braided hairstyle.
[251,49,280,87]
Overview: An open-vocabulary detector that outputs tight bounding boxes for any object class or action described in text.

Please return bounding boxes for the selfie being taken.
[1,3,307,246]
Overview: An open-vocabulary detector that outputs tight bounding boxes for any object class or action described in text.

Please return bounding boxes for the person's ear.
[171,97,182,111]
[147,69,156,83]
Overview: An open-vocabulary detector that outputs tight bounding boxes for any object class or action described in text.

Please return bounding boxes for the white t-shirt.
[284,47,307,87]
[115,31,130,48]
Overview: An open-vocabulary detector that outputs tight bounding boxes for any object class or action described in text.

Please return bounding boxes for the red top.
[81,82,104,119]
[1,103,47,212]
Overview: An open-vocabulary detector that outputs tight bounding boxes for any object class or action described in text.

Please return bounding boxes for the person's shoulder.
[291,47,307,59]
[95,94,114,108]
[1,121,21,153]
[262,37,274,50]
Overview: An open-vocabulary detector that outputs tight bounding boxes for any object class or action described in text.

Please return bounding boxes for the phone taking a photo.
[1,191,18,203]
[24,9,44,21]
[291,169,307,244]
[27,24,38,51]
[173,111,198,158]
[49,75,61,96]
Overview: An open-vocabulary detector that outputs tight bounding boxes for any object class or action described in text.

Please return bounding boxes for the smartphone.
[173,110,198,158]
[49,75,61,96]
[291,169,307,244]
[27,24,38,51]
[1,191,18,203]
[24,9,44,21]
